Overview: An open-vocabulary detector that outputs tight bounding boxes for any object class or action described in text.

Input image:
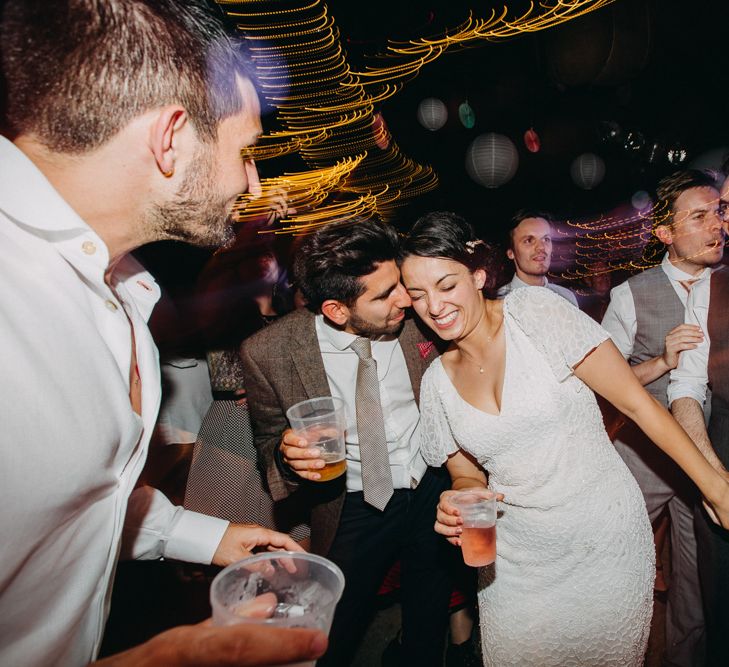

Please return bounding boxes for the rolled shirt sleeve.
[668,345,709,405]
[122,485,229,564]
[667,272,711,406]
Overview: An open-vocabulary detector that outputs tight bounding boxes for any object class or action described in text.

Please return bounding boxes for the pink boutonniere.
[417,341,435,359]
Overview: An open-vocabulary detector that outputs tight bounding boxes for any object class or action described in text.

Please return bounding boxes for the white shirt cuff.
[164,509,229,564]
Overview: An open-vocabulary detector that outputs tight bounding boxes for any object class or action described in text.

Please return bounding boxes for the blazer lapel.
[289,310,332,400]
[399,318,439,406]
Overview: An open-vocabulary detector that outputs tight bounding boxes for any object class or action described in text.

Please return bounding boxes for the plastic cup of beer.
[451,489,497,567]
[286,396,347,482]
[211,551,345,667]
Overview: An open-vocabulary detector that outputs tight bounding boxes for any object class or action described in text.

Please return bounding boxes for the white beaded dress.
[420,287,653,667]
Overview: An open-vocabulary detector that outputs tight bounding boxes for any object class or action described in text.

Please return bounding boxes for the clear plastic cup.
[211,551,345,667]
[286,396,347,481]
[451,489,497,567]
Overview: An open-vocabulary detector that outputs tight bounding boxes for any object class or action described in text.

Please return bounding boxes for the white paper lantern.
[465,133,519,188]
[417,97,448,131]
[631,190,651,211]
[570,153,605,190]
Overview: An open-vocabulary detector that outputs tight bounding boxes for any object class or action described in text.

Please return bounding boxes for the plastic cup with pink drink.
[451,489,498,567]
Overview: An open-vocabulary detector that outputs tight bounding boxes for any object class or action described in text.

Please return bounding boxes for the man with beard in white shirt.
[0,2,327,666]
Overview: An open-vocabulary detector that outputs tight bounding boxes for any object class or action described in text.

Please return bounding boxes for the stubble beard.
[347,309,405,337]
[146,145,235,249]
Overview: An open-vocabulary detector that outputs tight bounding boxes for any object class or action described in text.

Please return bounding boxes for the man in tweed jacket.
[240,220,451,667]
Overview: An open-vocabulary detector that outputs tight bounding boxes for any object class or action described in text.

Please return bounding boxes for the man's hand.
[234,388,248,407]
[661,323,703,370]
[212,523,304,567]
[280,428,327,481]
[94,619,328,667]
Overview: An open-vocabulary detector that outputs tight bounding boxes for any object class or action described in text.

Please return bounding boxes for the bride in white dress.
[400,211,729,667]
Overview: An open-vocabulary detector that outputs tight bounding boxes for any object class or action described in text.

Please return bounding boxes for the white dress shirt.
[667,267,724,406]
[497,273,579,307]
[601,253,714,360]
[0,136,228,666]
[315,315,427,491]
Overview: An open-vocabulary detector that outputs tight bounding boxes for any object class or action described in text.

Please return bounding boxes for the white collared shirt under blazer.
[315,315,427,491]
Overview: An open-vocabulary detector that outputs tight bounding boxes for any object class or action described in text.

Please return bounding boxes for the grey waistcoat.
[627,266,685,407]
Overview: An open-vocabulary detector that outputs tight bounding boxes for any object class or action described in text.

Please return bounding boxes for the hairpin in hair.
[465,239,485,254]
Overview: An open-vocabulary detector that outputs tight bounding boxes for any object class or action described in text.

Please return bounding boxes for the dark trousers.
[318,467,453,667]
[695,399,729,666]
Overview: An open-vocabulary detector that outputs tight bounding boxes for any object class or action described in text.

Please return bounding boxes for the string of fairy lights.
[216,0,623,251]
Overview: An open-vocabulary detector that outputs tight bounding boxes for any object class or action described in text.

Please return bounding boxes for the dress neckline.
[436,312,510,418]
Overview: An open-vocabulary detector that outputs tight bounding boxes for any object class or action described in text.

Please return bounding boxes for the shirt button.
[105,300,118,312]
[81,241,97,255]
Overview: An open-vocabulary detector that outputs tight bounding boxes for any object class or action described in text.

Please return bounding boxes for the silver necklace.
[459,315,503,374]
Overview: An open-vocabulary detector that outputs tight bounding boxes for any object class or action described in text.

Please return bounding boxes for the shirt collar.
[316,314,360,351]
[0,136,160,320]
[0,136,89,237]
[315,314,395,351]
[511,273,548,289]
[660,252,713,283]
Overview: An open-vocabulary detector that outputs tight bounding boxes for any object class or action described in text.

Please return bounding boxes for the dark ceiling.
[321,0,729,235]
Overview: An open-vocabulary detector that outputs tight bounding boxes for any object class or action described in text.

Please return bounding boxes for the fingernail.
[309,632,328,657]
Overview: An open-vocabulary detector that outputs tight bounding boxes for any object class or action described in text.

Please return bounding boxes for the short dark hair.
[655,169,717,227]
[1,0,251,153]
[293,220,402,311]
[506,208,553,250]
[402,211,499,295]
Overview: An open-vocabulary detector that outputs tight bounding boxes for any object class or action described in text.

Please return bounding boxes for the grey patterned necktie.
[350,337,394,511]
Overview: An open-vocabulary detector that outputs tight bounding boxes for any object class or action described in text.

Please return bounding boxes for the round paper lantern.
[417,98,448,131]
[465,133,519,188]
[631,190,652,211]
[524,127,541,153]
[458,100,476,129]
[570,153,605,190]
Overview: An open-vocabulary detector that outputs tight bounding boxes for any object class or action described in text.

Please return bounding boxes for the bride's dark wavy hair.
[402,211,499,297]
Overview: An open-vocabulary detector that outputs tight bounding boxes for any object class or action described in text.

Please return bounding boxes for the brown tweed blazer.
[240,308,440,556]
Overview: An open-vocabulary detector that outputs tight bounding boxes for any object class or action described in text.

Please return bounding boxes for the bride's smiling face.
[400,255,486,341]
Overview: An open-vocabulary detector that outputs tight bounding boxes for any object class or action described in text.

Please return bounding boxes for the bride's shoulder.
[505,285,561,308]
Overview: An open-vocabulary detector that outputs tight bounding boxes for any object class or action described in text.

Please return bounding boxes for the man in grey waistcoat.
[669,173,729,666]
[601,169,726,667]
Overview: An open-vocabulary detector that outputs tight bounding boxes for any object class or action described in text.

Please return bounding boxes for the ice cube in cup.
[210,552,345,666]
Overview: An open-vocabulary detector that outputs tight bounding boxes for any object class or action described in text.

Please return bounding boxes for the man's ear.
[148,106,187,178]
[321,299,350,327]
[655,224,673,246]
[506,248,515,261]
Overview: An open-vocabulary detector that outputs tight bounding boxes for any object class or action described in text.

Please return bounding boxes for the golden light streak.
[217,0,615,229]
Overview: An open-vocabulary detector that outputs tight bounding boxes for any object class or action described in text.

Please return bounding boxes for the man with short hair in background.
[0,2,326,665]
[601,169,727,667]
[668,172,729,667]
[497,209,578,306]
